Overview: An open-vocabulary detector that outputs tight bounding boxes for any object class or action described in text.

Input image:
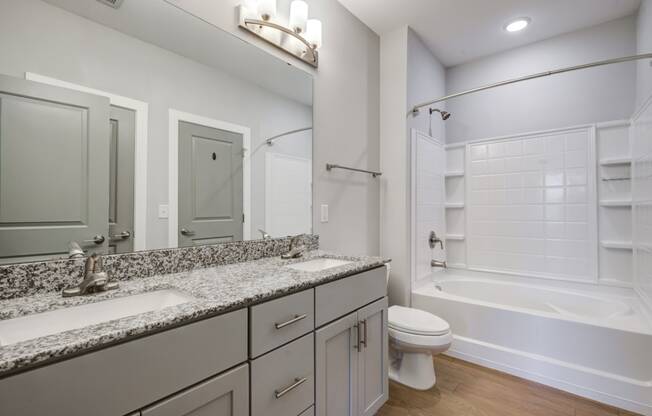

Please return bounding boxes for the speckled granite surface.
[0,250,387,376]
[0,235,319,300]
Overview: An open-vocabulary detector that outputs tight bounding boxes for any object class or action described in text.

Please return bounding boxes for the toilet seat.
[388,305,450,336]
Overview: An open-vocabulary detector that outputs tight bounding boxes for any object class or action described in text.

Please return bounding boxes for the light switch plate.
[158,204,169,219]
[320,204,329,223]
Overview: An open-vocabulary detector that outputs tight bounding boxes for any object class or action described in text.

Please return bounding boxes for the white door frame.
[168,109,251,248]
[24,72,149,251]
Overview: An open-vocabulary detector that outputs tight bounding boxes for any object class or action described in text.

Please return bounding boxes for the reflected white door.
[265,153,312,237]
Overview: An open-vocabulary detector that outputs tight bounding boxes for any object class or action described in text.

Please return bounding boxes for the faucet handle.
[429,231,444,250]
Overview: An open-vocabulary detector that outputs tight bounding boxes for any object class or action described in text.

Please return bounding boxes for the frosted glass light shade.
[305,19,322,49]
[258,0,276,20]
[289,0,309,33]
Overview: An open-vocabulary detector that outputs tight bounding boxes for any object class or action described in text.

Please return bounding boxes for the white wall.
[446,16,637,143]
[172,0,381,256]
[380,26,409,306]
[0,0,314,249]
[407,29,447,142]
[637,0,652,110]
[380,27,447,306]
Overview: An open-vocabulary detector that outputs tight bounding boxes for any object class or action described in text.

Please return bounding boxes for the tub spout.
[431,260,447,269]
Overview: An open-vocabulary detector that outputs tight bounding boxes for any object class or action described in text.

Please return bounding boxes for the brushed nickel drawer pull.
[354,323,361,350]
[274,377,307,399]
[361,319,367,348]
[275,314,308,329]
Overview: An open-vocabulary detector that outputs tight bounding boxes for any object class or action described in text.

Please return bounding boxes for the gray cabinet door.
[141,363,249,416]
[315,311,358,416]
[178,121,243,247]
[0,74,110,259]
[108,105,135,254]
[357,297,389,416]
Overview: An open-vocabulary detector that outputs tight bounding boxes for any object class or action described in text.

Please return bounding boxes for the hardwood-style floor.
[378,355,640,416]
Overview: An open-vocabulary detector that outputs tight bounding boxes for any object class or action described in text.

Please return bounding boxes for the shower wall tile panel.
[414,132,446,282]
[467,128,596,281]
[632,99,652,309]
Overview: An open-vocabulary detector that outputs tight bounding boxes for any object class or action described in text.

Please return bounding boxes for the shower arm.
[410,52,652,116]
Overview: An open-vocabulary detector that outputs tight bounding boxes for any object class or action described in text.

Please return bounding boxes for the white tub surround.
[413,270,652,415]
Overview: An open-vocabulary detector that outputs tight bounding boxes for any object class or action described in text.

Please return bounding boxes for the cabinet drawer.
[315,266,386,327]
[251,333,314,416]
[0,309,248,416]
[250,289,314,358]
[141,364,249,416]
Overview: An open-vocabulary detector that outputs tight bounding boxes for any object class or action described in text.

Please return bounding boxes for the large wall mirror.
[0,0,313,264]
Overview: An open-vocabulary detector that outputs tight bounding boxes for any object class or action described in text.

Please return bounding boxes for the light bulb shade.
[258,0,276,19]
[289,0,309,33]
[305,19,322,49]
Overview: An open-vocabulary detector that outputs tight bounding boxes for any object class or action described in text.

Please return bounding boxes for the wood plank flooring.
[377,355,640,416]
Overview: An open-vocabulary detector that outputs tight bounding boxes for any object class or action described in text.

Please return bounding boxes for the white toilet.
[387,305,452,390]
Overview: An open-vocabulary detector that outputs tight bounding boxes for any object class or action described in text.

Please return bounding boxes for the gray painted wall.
[171,0,381,256]
[407,29,447,142]
[0,0,312,249]
[445,16,637,143]
[637,0,652,110]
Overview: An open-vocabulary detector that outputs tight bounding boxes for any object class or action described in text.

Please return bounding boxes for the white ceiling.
[337,0,641,67]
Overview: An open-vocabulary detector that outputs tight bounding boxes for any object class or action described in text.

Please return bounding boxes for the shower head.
[429,108,451,120]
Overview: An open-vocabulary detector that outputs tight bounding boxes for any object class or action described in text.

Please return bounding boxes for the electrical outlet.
[320,204,329,223]
[158,204,169,219]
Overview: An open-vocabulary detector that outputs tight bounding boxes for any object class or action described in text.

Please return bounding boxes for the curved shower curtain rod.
[410,52,652,116]
[265,127,313,146]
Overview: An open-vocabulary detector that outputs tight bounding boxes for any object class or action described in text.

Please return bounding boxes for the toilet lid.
[388,305,450,336]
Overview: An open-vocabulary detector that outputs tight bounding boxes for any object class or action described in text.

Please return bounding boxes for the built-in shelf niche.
[444,145,467,268]
[596,121,633,285]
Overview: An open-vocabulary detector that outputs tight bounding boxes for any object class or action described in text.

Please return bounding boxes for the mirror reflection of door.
[108,106,135,254]
[178,121,244,247]
[0,75,110,261]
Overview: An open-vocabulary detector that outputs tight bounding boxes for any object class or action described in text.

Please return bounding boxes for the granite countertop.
[0,250,387,377]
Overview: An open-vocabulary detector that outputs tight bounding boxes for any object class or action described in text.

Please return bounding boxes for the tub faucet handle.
[429,231,444,250]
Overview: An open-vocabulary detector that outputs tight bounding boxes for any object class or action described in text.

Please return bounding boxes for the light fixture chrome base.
[237,5,318,68]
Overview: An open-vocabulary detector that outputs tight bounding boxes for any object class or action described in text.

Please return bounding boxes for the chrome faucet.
[281,234,307,259]
[258,229,272,240]
[62,253,118,297]
[431,259,447,269]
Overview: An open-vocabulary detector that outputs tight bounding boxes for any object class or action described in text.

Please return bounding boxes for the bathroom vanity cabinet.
[0,266,388,416]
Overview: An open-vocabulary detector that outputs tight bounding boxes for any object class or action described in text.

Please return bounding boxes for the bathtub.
[412,269,652,415]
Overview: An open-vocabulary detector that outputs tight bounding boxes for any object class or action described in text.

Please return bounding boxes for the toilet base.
[388,349,436,390]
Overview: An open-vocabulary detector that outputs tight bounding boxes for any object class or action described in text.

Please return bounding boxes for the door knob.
[83,235,105,245]
[180,228,196,236]
[110,231,131,241]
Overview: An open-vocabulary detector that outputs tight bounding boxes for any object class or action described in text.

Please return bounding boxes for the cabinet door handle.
[353,323,361,350]
[275,314,308,329]
[274,377,307,399]
[361,319,367,349]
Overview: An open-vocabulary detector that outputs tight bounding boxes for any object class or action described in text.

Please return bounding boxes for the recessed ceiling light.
[505,18,530,33]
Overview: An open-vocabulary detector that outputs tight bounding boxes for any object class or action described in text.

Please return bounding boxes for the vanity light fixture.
[237,0,322,67]
[505,17,530,33]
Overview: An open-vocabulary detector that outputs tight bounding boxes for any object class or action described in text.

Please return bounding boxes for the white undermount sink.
[285,258,353,272]
[0,289,194,347]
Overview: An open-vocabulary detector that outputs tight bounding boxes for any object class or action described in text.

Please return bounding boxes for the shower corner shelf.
[599,157,632,166]
[600,241,633,250]
[599,200,633,207]
[445,203,465,209]
[444,171,465,178]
